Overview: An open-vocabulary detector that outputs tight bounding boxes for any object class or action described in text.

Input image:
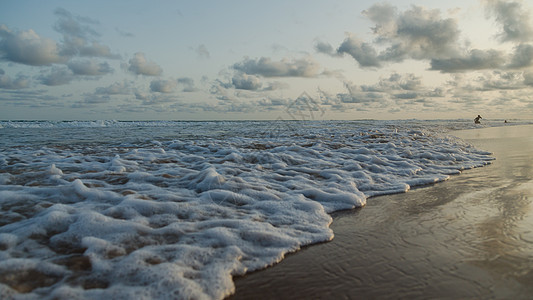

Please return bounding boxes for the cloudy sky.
[1,0,533,120]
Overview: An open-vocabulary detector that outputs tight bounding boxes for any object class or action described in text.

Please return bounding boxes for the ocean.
[0,119,529,299]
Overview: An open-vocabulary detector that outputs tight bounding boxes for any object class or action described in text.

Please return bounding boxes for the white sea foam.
[0,120,518,299]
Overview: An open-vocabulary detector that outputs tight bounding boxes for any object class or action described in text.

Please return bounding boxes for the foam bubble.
[0,120,500,299]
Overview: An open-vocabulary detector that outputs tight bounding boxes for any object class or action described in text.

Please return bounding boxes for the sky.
[1,0,533,121]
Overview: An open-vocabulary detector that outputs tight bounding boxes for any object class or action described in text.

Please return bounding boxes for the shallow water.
[0,120,529,299]
[231,125,533,299]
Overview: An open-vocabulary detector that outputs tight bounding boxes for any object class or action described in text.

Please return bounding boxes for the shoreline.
[229,124,533,299]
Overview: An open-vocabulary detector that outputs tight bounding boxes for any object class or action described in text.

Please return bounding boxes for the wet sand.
[230,124,533,299]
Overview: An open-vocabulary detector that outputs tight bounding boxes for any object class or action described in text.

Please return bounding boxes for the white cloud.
[128,52,163,76]
[0,25,65,66]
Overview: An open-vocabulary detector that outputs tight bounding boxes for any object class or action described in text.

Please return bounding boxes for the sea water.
[0,119,528,299]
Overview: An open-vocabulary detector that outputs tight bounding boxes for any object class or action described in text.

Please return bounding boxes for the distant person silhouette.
[474,115,482,124]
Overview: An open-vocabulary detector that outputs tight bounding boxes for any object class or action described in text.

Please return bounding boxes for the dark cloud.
[361,73,422,92]
[337,82,386,104]
[477,71,526,91]
[325,4,462,69]
[484,0,533,43]
[231,73,262,90]
[337,92,386,105]
[0,24,65,66]
[443,70,532,101]
[38,67,74,86]
[205,101,256,113]
[67,60,113,76]
[329,72,444,109]
[257,97,289,107]
[507,43,533,69]
[393,92,419,99]
[0,8,118,68]
[95,81,131,95]
[233,57,320,77]
[135,92,179,105]
[364,4,461,61]
[177,77,197,92]
[337,93,373,104]
[314,41,336,56]
[54,8,100,40]
[82,94,110,104]
[150,79,177,93]
[79,42,119,58]
[54,8,119,59]
[209,82,235,102]
[337,36,381,68]
[134,90,149,101]
[430,49,505,72]
[524,71,533,86]
[0,72,30,89]
[128,52,163,76]
[213,71,289,94]
[428,88,445,98]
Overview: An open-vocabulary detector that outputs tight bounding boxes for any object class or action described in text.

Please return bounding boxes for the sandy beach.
[230,124,533,299]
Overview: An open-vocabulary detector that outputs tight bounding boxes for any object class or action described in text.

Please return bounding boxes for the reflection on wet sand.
[457,126,533,292]
[231,125,533,299]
